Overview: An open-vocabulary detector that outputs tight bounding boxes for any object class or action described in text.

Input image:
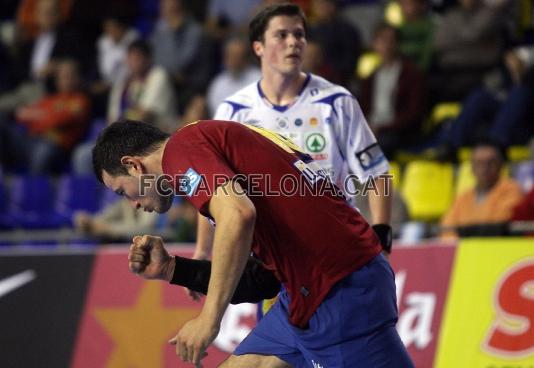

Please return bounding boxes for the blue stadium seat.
[55,174,103,226]
[0,179,14,229]
[7,176,64,229]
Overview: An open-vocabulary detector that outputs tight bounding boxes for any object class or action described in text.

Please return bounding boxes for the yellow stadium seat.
[508,145,531,162]
[356,51,382,80]
[388,161,401,190]
[384,1,403,26]
[455,160,475,196]
[401,161,454,220]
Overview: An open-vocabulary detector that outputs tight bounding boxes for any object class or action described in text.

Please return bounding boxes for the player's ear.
[120,156,144,177]
[252,40,263,57]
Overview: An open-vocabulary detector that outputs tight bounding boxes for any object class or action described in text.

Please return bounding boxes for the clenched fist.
[128,235,175,281]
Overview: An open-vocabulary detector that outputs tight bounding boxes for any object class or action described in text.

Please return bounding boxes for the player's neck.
[260,71,307,106]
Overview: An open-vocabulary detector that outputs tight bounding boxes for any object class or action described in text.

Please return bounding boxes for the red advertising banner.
[71,246,256,368]
[389,243,457,368]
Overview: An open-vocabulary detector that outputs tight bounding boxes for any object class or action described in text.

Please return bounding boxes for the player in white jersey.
[188,3,393,302]
[213,73,388,194]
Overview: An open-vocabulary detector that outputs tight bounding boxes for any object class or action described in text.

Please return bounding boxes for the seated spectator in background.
[72,39,177,175]
[90,13,139,115]
[438,45,534,154]
[180,94,209,126]
[165,198,198,242]
[150,0,215,110]
[0,59,90,174]
[440,140,524,238]
[301,39,336,81]
[307,0,361,86]
[16,0,71,42]
[398,0,434,72]
[108,39,177,133]
[359,23,426,158]
[431,0,509,101]
[204,0,261,40]
[74,198,159,243]
[206,35,261,115]
[0,0,85,115]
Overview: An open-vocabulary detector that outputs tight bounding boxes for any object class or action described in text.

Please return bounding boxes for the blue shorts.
[234,254,414,368]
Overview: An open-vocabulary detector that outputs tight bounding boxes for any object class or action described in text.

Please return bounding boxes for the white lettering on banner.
[213,303,256,352]
[395,270,407,310]
[398,293,436,349]
[396,271,436,349]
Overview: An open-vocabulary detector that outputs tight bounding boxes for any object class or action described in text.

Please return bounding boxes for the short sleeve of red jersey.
[162,122,237,215]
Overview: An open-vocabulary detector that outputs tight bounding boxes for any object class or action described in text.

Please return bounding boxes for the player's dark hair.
[92,120,170,183]
[472,137,507,162]
[249,3,307,45]
[127,39,152,57]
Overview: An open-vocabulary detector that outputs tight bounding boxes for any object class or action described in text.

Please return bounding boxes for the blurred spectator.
[72,40,177,175]
[398,0,435,71]
[95,14,139,89]
[206,36,261,115]
[205,0,262,39]
[150,0,215,109]
[165,198,198,242]
[0,59,90,174]
[0,0,86,114]
[432,0,509,101]
[181,94,209,126]
[90,13,139,115]
[308,0,361,85]
[359,23,426,158]
[107,39,177,132]
[301,39,337,81]
[16,0,71,42]
[440,139,524,238]
[438,45,534,154]
[74,198,159,242]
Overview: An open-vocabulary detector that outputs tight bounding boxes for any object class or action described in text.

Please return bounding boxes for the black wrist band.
[170,256,211,294]
[372,224,393,254]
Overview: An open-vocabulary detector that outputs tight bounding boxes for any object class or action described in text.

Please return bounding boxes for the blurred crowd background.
[0,0,533,246]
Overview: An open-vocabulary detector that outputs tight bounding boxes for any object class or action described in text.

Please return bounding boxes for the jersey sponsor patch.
[181,168,202,197]
[294,159,329,184]
[355,143,386,171]
[306,133,326,153]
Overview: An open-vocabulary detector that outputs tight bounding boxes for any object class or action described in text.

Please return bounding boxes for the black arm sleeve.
[170,256,281,304]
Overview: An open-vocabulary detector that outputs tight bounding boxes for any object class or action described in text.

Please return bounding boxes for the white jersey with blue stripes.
[213,73,389,196]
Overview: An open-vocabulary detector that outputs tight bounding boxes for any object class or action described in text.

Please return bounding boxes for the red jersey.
[162,120,381,328]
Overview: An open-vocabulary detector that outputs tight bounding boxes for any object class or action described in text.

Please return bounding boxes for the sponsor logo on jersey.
[356,143,386,171]
[277,117,288,129]
[311,153,328,161]
[294,118,303,127]
[181,168,202,196]
[306,133,326,153]
[309,117,319,127]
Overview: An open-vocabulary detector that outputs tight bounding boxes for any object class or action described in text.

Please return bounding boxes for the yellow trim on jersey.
[245,125,305,155]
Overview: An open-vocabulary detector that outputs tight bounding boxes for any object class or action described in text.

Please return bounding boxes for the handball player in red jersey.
[92,120,413,367]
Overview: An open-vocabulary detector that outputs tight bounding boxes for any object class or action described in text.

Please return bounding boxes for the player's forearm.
[202,206,255,324]
[367,175,393,225]
[194,215,215,259]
